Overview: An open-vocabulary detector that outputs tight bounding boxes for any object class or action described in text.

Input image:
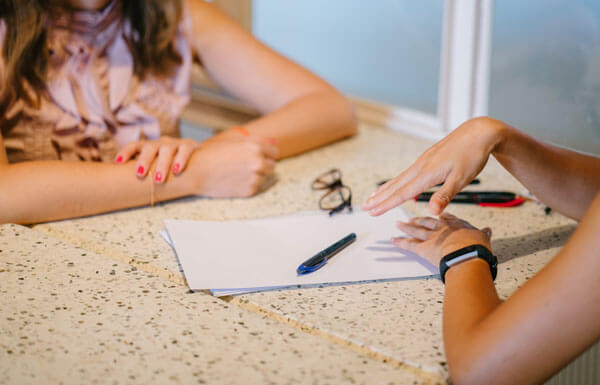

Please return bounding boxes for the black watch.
[439,244,497,284]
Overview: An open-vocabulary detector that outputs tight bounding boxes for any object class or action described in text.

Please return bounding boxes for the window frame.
[371,0,493,140]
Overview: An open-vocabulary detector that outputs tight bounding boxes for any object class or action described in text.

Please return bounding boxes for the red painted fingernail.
[137,165,144,175]
[115,155,123,163]
[172,163,180,173]
[154,172,162,182]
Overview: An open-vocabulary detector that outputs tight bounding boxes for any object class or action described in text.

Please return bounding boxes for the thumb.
[482,227,492,239]
[428,177,461,215]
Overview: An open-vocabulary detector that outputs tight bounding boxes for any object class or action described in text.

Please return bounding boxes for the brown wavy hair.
[0,0,183,115]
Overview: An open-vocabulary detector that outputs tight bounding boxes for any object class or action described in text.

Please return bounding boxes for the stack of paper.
[162,210,438,296]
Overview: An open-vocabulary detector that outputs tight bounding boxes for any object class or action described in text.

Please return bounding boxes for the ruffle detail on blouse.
[2,0,192,163]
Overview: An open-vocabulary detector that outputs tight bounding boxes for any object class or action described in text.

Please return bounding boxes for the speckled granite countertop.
[2,125,576,384]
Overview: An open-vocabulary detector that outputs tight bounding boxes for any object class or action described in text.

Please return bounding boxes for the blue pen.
[297,233,357,275]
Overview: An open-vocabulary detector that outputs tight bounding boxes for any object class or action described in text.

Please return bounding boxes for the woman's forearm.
[244,90,357,159]
[492,122,600,220]
[0,160,194,224]
[440,194,600,385]
[185,1,356,159]
[0,132,279,224]
[443,259,502,383]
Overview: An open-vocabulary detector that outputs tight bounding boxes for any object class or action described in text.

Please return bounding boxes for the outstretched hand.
[362,117,506,216]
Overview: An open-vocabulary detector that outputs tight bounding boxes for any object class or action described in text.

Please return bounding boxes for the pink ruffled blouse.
[0,0,193,163]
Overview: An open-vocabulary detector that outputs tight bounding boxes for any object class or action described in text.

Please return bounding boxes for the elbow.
[446,346,500,385]
[329,91,358,138]
[445,337,488,385]
[448,357,480,385]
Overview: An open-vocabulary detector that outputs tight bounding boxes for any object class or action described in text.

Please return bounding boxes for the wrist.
[442,242,491,257]
[181,150,208,196]
[472,117,508,152]
[441,231,492,257]
[439,244,498,284]
[444,257,491,283]
[486,118,513,157]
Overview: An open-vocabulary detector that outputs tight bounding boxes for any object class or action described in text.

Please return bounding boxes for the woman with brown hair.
[0,0,357,224]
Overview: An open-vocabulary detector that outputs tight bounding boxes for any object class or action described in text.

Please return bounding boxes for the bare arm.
[185,0,357,159]
[364,117,600,220]
[0,160,187,224]
[443,195,600,385]
[393,195,600,385]
[492,123,600,219]
[0,134,277,224]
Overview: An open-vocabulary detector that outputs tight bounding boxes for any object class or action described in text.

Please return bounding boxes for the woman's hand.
[115,136,200,184]
[393,213,492,266]
[189,138,279,198]
[362,117,508,216]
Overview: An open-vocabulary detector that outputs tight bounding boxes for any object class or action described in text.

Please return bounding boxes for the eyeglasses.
[311,168,353,216]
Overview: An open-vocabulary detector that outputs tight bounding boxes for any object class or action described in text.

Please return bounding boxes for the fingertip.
[482,227,492,238]
[428,201,443,216]
[362,198,377,210]
[115,155,123,164]
[395,221,409,230]
[391,236,407,247]
[136,165,145,178]
[172,163,181,175]
[368,208,382,217]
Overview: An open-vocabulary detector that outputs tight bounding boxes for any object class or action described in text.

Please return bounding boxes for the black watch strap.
[439,244,497,284]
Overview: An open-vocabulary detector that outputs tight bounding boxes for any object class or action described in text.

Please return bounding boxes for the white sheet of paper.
[163,210,438,295]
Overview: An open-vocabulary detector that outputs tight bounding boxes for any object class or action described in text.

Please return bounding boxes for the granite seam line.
[30,224,444,382]
[225,296,445,385]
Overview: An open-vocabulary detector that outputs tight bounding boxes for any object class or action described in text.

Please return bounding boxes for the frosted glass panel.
[489,0,600,154]
[252,1,443,114]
